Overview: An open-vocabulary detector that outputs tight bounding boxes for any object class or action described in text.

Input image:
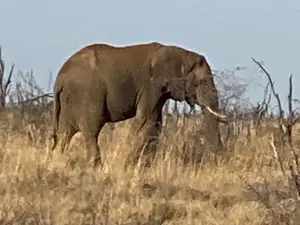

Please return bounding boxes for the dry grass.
[0,115,300,225]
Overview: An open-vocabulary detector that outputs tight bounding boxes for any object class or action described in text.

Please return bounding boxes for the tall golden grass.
[0,111,299,225]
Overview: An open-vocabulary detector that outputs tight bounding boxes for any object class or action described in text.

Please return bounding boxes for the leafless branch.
[251,57,285,132]
[252,57,300,185]
[252,57,283,116]
[18,93,53,104]
[250,81,272,132]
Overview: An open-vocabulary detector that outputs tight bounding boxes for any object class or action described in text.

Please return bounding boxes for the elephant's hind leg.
[128,118,162,168]
[82,130,102,170]
[80,115,105,170]
[60,124,78,154]
[78,92,107,170]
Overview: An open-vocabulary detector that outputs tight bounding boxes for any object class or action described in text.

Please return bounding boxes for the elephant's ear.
[150,47,186,101]
[185,53,214,95]
[183,53,201,89]
[191,54,212,80]
[151,47,185,74]
[150,47,169,79]
[185,53,198,74]
[184,52,204,75]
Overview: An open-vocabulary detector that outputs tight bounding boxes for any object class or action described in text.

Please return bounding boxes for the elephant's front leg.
[142,118,162,164]
[127,116,162,168]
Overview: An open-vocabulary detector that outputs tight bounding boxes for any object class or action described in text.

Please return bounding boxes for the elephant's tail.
[50,85,62,151]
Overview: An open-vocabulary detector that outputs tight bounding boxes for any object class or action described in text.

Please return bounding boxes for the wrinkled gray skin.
[51,42,227,169]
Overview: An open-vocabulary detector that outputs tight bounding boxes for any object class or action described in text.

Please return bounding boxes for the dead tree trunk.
[0,47,14,109]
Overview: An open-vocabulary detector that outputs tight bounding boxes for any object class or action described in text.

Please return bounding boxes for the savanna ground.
[0,107,300,225]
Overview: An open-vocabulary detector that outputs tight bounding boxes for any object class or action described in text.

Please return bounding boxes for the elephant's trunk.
[196,80,224,152]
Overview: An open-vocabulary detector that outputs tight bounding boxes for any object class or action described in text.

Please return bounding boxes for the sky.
[1,0,300,113]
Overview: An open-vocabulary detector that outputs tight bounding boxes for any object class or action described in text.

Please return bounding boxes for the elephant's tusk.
[205,105,228,121]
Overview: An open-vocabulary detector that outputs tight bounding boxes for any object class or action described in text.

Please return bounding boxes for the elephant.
[50,41,228,169]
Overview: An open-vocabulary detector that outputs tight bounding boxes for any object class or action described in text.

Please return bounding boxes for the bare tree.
[214,67,250,114]
[252,57,300,147]
[251,57,300,207]
[211,67,253,143]
[0,47,14,108]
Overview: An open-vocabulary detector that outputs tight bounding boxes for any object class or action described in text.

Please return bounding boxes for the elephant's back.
[56,43,111,76]
[54,41,165,84]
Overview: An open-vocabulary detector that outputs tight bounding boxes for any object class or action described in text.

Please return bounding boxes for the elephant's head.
[150,45,227,151]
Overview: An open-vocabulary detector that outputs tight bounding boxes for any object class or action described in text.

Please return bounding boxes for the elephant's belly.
[105,86,139,122]
[107,104,137,122]
[106,96,138,122]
